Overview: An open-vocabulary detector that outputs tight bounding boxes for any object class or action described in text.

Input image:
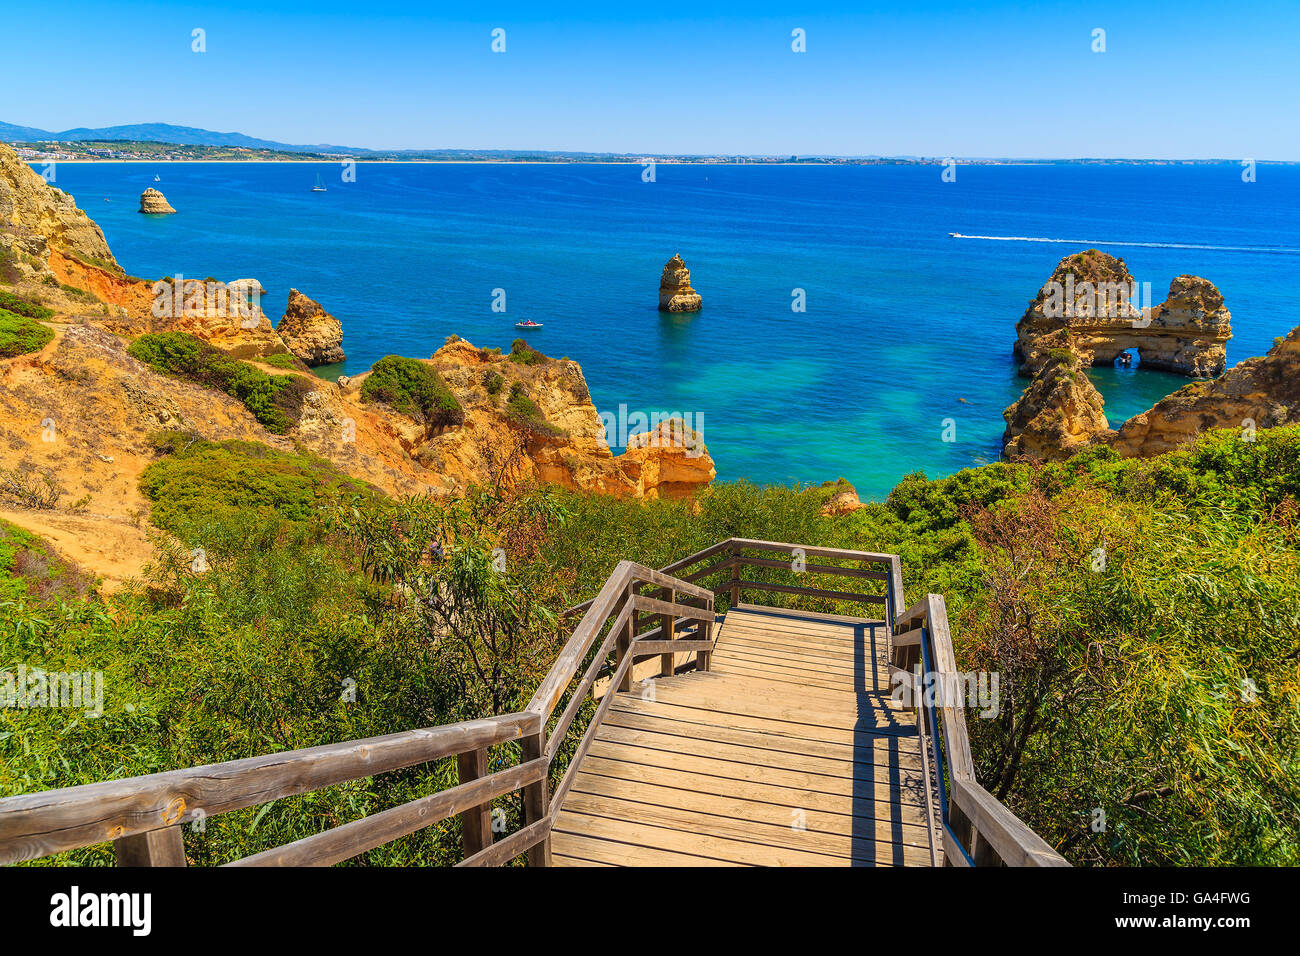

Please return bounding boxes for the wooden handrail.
[0,538,1066,868]
[889,592,1068,867]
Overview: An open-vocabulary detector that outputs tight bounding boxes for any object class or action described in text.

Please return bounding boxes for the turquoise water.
[43,162,1300,498]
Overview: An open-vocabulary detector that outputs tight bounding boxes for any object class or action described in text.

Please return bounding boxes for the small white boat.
[153,175,161,182]
[514,320,544,330]
[311,173,327,193]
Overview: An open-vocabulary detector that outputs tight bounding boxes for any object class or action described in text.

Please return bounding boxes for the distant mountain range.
[0,121,356,154]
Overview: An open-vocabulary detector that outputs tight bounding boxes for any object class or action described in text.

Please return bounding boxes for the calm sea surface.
[43,161,1300,498]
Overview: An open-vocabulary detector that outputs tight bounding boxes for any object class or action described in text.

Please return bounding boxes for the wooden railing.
[0,560,713,868]
[0,538,1065,867]
[890,595,1069,867]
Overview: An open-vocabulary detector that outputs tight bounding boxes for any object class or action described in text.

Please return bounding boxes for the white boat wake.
[949,233,1300,255]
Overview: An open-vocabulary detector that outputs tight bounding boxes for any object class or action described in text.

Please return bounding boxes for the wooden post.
[729,549,741,609]
[456,747,493,859]
[660,587,676,677]
[520,730,550,867]
[616,585,635,692]
[115,826,186,867]
[697,608,713,672]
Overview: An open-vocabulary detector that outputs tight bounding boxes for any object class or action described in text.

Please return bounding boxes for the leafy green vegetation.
[138,435,376,533]
[0,521,95,603]
[257,352,305,370]
[2,423,1297,866]
[360,355,463,428]
[126,332,312,434]
[0,290,55,320]
[484,371,504,395]
[508,338,545,366]
[504,382,564,437]
[0,308,54,357]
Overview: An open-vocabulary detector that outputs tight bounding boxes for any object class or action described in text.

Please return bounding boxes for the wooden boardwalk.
[552,604,941,866]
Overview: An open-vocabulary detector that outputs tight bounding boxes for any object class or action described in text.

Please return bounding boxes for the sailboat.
[311,173,327,193]
[153,174,161,182]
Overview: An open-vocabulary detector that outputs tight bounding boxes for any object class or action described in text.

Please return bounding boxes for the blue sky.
[5,0,1298,157]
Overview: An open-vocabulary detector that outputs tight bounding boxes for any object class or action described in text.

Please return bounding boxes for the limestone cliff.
[138,188,177,215]
[1002,350,1111,460]
[1109,326,1300,456]
[0,142,120,281]
[276,288,345,366]
[1014,250,1230,378]
[658,254,703,312]
[354,338,716,499]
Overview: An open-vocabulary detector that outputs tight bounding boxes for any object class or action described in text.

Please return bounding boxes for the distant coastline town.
[3,122,1292,165]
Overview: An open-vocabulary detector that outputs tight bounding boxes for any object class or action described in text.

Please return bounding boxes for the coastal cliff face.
[658,254,703,312]
[1109,326,1300,456]
[1014,250,1230,378]
[276,288,345,366]
[353,338,716,499]
[1004,248,1296,462]
[0,142,119,281]
[1002,351,1111,460]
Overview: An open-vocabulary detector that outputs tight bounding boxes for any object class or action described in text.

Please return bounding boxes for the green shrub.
[360,355,463,428]
[259,352,304,370]
[127,332,312,434]
[0,290,55,320]
[505,382,564,437]
[484,371,504,395]
[0,520,96,602]
[0,308,54,357]
[139,437,375,532]
[508,339,545,366]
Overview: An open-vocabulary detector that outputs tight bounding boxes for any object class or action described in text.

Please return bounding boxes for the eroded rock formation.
[0,142,120,281]
[658,254,703,312]
[1014,250,1230,378]
[277,288,345,366]
[1002,351,1111,460]
[138,188,176,215]
[1109,326,1300,456]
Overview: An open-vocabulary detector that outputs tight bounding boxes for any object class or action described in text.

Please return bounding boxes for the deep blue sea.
[42,161,1300,499]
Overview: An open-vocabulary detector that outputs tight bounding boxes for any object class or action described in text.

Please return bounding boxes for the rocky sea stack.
[276,288,345,366]
[138,188,176,215]
[658,254,702,312]
[1013,249,1231,378]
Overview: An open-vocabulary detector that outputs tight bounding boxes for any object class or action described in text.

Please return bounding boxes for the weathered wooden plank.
[735,556,892,582]
[592,721,922,783]
[728,538,898,565]
[115,826,186,867]
[951,778,1069,867]
[732,579,887,605]
[602,705,924,770]
[0,712,538,865]
[455,818,550,868]
[455,748,492,858]
[226,758,546,867]
[573,754,932,827]
[551,829,747,867]
[631,593,714,623]
[582,738,931,807]
[559,791,932,866]
[567,771,932,846]
[924,593,975,783]
[529,563,633,719]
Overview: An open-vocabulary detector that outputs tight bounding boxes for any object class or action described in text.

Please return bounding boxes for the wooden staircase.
[0,540,1067,868]
[552,605,938,866]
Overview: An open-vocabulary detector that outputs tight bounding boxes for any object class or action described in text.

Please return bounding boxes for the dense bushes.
[2,423,1298,866]
[127,332,312,434]
[360,355,463,428]
[138,435,375,533]
[0,290,55,321]
[505,382,564,438]
[0,308,54,357]
[507,338,546,366]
